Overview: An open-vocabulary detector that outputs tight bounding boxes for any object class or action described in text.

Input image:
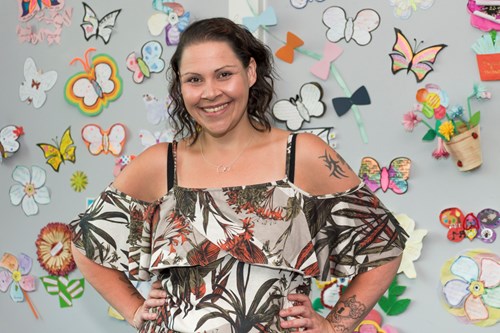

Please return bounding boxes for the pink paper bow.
[310,42,343,80]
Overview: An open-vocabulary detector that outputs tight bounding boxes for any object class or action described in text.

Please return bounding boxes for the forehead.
[179,41,242,72]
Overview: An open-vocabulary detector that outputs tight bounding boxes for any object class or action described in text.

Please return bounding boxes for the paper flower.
[70,170,88,192]
[438,121,455,141]
[401,111,421,132]
[432,138,449,159]
[395,214,427,279]
[36,222,76,276]
[440,250,500,326]
[9,165,50,216]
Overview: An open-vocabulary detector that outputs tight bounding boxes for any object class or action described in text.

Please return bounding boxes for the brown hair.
[167,17,276,142]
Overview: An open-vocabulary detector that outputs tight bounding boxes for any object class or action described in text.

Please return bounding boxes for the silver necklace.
[200,135,253,173]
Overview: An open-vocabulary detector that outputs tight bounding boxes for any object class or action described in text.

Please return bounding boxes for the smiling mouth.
[202,103,228,113]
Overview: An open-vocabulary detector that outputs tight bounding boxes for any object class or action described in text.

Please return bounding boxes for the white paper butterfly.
[19,58,57,109]
[139,129,174,149]
[142,94,173,125]
[273,82,326,131]
[0,125,24,163]
[81,123,126,156]
[323,6,380,46]
[389,0,434,20]
[80,2,121,44]
[290,0,325,9]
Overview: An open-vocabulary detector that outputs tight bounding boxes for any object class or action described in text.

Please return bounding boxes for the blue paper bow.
[332,86,371,117]
[242,7,277,32]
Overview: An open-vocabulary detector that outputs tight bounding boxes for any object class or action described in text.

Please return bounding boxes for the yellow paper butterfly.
[37,127,76,172]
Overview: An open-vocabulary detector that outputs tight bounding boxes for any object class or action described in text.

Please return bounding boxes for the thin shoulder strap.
[167,141,177,191]
[285,133,298,183]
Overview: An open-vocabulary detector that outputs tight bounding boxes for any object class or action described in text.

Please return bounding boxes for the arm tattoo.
[319,150,349,178]
[326,295,368,332]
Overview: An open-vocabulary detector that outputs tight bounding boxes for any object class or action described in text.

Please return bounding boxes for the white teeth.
[203,104,227,113]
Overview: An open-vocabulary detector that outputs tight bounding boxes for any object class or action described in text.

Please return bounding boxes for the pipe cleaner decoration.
[36,222,76,276]
[439,208,499,243]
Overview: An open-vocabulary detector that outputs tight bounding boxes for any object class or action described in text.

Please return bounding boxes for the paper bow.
[275,32,304,63]
[310,42,343,80]
[332,86,371,117]
[242,6,277,32]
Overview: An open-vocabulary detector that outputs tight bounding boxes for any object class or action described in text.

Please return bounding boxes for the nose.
[201,80,221,100]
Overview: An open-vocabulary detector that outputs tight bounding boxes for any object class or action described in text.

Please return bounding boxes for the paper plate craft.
[472,31,500,81]
[322,6,380,46]
[65,48,123,117]
[143,93,173,125]
[332,86,371,117]
[275,32,304,64]
[81,123,126,156]
[80,2,121,44]
[114,155,136,177]
[390,28,447,83]
[389,0,434,20]
[19,58,57,109]
[148,2,190,46]
[0,125,24,163]
[242,6,277,32]
[395,214,428,279]
[467,0,500,31]
[36,222,76,276]
[126,41,165,84]
[0,253,38,318]
[378,276,411,316]
[353,309,399,333]
[37,126,76,172]
[70,171,88,192]
[358,157,411,194]
[440,249,500,327]
[439,208,499,243]
[273,82,326,131]
[290,0,325,9]
[9,165,51,216]
[310,42,343,80]
[41,275,84,308]
[294,127,336,148]
[139,129,173,150]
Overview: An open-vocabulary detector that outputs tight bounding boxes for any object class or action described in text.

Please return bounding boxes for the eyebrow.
[180,65,239,77]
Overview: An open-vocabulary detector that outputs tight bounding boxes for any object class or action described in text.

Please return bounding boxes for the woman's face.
[178,41,257,138]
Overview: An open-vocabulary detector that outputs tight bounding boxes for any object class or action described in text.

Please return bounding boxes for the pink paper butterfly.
[358,157,411,194]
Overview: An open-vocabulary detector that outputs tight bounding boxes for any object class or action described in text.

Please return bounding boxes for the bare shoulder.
[112,142,169,202]
[294,133,361,195]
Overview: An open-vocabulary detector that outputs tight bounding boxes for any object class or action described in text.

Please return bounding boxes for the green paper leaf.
[422,129,436,141]
[386,298,411,316]
[389,285,407,297]
[378,295,391,313]
[470,111,480,128]
[312,298,324,311]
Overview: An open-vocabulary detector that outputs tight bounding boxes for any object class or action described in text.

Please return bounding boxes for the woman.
[71,17,406,333]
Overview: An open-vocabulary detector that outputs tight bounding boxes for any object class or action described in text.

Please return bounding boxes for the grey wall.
[0,1,498,332]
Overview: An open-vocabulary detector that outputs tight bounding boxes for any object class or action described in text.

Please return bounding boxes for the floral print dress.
[70,134,407,333]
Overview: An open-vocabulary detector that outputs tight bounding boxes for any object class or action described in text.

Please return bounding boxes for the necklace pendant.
[217,165,230,173]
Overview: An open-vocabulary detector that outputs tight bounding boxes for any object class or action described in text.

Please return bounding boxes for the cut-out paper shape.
[19,57,57,109]
[275,32,304,64]
[358,157,411,194]
[295,127,336,148]
[332,85,371,117]
[395,214,428,278]
[65,48,123,116]
[81,123,126,156]
[114,155,136,177]
[290,0,325,9]
[9,165,51,216]
[310,42,343,80]
[390,28,447,82]
[467,0,500,31]
[80,2,121,44]
[273,82,326,131]
[41,275,84,308]
[36,222,76,276]
[70,171,88,192]
[354,309,399,333]
[472,31,500,81]
[378,275,411,316]
[37,127,76,172]
[415,83,449,119]
[389,0,435,20]
[148,1,190,46]
[143,94,173,125]
[439,208,499,243]
[0,125,24,163]
[126,41,165,84]
[18,0,64,21]
[242,6,277,32]
[323,6,380,46]
[0,253,38,319]
[440,249,500,327]
[139,129,173,150]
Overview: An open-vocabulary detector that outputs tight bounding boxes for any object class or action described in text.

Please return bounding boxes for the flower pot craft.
[444,126,482,171]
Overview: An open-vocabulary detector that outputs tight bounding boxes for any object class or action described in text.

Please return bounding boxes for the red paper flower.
[36,222,76,276]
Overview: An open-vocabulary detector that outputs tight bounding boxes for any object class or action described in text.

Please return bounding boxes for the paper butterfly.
[148,2,190,46]
[81,123,126,156]
[390,28,447,83]
[65,48,122,116]
[358,157,411,194]
[80,2,121,44]
[323,6,380,46]
[0,125,24,163]
[273,82,326,131]
[290,0,325,9]
[242,6,277,32]
[114,155,136,177]
[389,0,434,20]
[295,127,336,148]
[127,41,165,84]
[41,275,84,308]
[139,129,173,150]
[439,208,500,243]
[19,0,64,22]
[19,57,57,109]
[143,94,173,125]
[37,127,76,172]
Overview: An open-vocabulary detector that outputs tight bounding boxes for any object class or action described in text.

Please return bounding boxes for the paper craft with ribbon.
[332,85,371,117]
[242,6,277,32]
[358,157,411,194]
[310,42,343,80]
[439,208,499,243]
[275,32,304,64]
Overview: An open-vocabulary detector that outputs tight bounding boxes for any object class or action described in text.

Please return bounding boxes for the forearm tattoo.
[326,295,367,332]
[319,150,349,178]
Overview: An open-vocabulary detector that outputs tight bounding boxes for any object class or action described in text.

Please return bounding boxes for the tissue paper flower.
[36,222,76,276]
[395,214,428,278]
[9,165,50,216]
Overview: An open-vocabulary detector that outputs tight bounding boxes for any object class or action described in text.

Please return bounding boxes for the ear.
[247,57,257,88]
